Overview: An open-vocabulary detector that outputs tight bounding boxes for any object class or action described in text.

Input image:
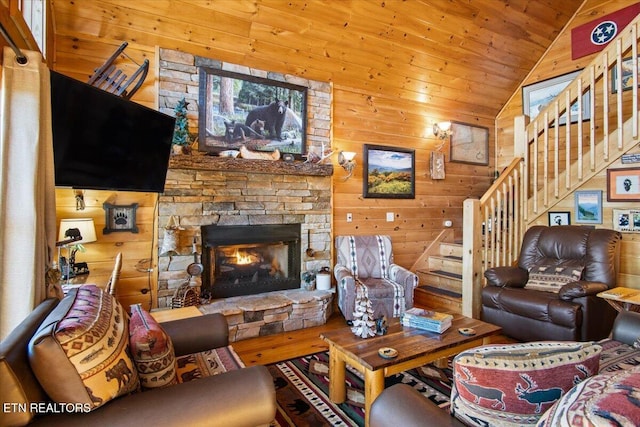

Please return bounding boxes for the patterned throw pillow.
[29,285,139,410]
[537,366,640,427]
[450,341,602,427]
[129,304,177,389]
[525,264,584,293]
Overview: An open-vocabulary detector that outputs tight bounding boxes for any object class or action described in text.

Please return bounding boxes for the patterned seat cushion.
[536,366,640,427]
[129,304,177,389]
[175,346,244,383]
[29,285,139,410]
[450,341,602,426]
[525,264,584,293]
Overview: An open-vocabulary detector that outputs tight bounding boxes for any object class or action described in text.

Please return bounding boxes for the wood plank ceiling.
[49,0,583,119]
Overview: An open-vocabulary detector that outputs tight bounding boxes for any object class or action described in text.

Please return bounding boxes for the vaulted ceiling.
[46,0,583,119]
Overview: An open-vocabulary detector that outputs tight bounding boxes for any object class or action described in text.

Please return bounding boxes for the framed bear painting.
[197,66,307,156]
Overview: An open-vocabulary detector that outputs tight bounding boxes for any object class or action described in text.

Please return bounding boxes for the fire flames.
[234,248,257,265]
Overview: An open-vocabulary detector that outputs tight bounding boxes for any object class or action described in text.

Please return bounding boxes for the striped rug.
[267,351,453,427]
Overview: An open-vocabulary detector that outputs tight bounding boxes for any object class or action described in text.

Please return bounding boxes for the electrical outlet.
[347,213,353,222]
[386,212,394,222]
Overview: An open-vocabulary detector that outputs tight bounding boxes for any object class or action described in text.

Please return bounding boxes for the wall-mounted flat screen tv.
[50,71,175,193]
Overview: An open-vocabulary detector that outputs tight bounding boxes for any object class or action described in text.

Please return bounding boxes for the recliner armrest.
[611,310,640,346]
[389,264,419,289]
[30,366,276,427]
[161,313,229,356]
[484,266,528,288]
[370,384,463,427]
[334,265,356,288]
[558,281,608,301]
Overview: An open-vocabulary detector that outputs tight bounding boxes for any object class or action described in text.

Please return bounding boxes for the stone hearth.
[198,289,333,342]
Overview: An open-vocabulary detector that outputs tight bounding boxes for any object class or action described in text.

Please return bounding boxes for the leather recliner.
[481,225,622,342]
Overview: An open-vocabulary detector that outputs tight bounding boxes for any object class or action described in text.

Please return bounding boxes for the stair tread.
[424,269,462,280]
[416,285,461,299]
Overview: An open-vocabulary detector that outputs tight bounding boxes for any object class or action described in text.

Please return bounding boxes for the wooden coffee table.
[320,316,501,427]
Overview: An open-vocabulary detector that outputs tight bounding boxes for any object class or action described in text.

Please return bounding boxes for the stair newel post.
[462,198,483,319]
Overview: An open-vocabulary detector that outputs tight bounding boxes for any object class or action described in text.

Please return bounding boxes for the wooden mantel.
[169,151,334,176]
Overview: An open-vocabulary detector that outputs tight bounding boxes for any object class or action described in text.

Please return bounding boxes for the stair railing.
[462,13,640,319]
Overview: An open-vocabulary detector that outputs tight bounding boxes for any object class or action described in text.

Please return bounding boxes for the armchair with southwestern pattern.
[334,235,418,322]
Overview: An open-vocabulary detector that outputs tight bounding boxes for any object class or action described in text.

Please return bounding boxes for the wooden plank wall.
[50,20,495,306]
[496,0,640,289]
[55,188,158,311]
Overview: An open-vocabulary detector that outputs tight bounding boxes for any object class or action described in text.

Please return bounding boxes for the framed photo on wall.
[612,56,640,93]
[548,211,571,226]
[574,190,602,224]
[449,122,489,165]
[612,208,640,233]
[522,70,590,124]
[363,144,415,199]
[607,167,640,202]
[198,66,307,155]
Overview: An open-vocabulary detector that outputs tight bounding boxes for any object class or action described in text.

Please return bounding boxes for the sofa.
[0,286,276,427]
[370,310,640,427]
[482,225,621,342]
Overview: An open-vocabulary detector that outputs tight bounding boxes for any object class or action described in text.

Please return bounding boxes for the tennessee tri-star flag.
[571,3,640,60]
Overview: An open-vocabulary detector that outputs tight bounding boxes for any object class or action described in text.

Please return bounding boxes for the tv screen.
[50,71,176,193]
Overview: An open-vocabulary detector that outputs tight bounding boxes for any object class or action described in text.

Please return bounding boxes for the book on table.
[401,308,453,333]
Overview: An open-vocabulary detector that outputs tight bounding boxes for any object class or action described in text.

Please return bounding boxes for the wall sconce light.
[338,151,357,180]
[57,218,97,282]
[433,121,452,140]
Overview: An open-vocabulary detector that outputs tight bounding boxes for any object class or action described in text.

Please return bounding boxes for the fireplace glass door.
[202,224,301,298]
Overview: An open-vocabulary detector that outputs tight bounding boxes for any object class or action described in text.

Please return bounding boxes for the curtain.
[0,46,60,340]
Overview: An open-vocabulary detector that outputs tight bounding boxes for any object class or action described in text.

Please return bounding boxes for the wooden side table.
[597,287,640,312]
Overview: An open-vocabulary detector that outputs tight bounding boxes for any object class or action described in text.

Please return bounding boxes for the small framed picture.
[574,190,602,224]
[612,208,640,233]
[548,211,571,226]
[103,202,139,234]
[607,167,640,202]
[449,122,489,165]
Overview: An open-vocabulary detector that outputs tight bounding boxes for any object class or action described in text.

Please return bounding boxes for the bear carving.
[244,99,288,140]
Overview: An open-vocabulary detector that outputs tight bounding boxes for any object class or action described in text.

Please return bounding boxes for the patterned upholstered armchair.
[334,235,418,322]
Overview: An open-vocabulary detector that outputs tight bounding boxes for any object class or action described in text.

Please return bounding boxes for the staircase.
[411,229,464,313]
[413,14,640,319]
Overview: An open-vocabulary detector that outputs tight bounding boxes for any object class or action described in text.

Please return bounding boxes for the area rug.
[267,351,453,427]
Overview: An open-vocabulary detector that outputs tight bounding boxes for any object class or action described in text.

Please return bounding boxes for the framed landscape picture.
[522,70,590,124]
[612,56,640,93]
[363,145,415,199]
[574,190,602,224]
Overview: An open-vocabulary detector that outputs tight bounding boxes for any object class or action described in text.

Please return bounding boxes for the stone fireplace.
[155,49,334,341]
[201,223,302,298]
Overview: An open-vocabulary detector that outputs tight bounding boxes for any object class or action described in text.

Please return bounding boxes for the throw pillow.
[525,264,584,293]
[29,285,139,410]
[129,303,177,389]
[536,365,640,427]
[450,341,602,427]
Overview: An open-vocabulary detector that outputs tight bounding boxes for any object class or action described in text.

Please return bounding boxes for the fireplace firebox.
[201,224,301,299]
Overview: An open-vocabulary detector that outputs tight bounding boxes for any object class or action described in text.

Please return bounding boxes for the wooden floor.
[233,311,347,367]
[233,309,514,367]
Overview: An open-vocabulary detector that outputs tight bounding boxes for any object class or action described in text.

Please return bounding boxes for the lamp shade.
[58,218,97,244]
